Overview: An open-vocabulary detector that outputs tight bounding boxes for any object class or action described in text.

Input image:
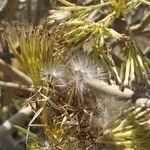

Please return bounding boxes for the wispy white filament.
[67,55,105,95]
[41,54,106,96]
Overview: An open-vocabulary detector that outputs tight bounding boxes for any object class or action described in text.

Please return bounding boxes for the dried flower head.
[40,65,67,87]
[40,54,108,109]
[41,54,106,94]
[65,54,106,95]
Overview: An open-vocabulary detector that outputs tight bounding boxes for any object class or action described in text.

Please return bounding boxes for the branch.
[131,12,150,35]
[57,0,75,6]
[139,0,150,6]
[0,106,33,139]
[0,80,34,92]
[0,59,32,86]
[0,80,34,98]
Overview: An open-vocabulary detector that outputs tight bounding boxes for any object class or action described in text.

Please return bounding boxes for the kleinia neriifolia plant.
[3,0,150,149]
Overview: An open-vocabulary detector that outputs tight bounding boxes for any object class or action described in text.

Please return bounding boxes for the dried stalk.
[0,106,33,139]
[0,59,32,86]
[131,12,150,34]
[0,81,33,93]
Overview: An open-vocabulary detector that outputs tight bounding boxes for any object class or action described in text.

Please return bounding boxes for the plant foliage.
[3,0,150,149]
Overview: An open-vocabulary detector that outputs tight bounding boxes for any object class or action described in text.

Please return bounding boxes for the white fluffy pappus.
[40,66,67,87]
[66,54,106,95]
[40,54,107,96]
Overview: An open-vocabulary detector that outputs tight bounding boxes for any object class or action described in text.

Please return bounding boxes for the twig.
[0,80,34,93]
[0,81,34,99]
[59,2,113,10]
[131,12,150,34]
[57,0,76,6]
[139,0,150,6]
[0,59,32,86]
[0,106,33,139]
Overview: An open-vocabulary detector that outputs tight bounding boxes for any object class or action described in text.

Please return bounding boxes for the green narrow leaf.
[13,125,38,140]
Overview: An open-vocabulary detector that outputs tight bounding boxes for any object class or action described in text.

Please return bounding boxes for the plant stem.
[139,0,150,6]
[57,0,75,6]
[60,2,113,11]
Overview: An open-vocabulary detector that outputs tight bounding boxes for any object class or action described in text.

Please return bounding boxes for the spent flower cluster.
[41,54,106,97]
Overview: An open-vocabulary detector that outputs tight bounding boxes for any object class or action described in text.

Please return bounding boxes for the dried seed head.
[66,54,106,95]
[40,66,67,87]
[41,54,107,96]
